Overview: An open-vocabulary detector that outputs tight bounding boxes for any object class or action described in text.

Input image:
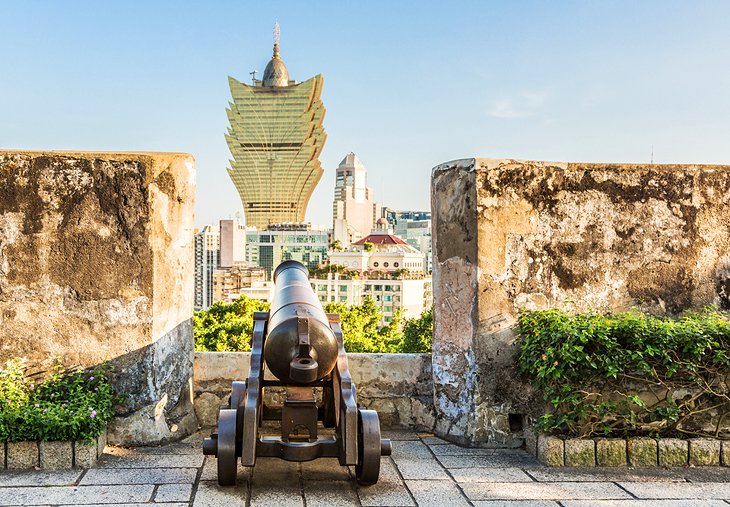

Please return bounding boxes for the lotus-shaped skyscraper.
[225,26,327,229]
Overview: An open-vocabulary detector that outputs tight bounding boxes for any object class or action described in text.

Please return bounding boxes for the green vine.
[517,307,730,439]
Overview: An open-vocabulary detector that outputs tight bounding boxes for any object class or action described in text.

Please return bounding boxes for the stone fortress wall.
[3,150,729,448]
[0,150,197,445]
[431,158,730,446]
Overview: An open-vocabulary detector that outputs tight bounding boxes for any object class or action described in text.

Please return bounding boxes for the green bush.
[194,297,270,352]
[194,294,433,354]
[0,358,115,442]
[517,308,730,439]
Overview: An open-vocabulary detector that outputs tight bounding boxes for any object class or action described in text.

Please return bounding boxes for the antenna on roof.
[274,19,280,47]
[250,70,257,84]
[651,145,654,164]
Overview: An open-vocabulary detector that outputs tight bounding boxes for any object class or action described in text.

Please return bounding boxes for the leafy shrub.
[517,308,730,438]
[194,294,433,353]
[0,358,114,442]
[401,308,433,353]
[194,297,270,352]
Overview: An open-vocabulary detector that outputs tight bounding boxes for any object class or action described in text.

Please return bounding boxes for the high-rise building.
[245,223,329,280]
[194,224,220,311]
[219,218,246,268]
[225,23,327,229]
[332,152,381,247]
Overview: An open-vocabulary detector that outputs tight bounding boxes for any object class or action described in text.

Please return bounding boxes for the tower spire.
[273,20,280,58]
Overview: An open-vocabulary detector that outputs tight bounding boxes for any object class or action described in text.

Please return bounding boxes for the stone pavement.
[1,430,729,506]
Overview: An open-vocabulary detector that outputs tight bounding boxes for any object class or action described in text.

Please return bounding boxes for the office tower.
[332,152,381,246]
[194,224,220,310]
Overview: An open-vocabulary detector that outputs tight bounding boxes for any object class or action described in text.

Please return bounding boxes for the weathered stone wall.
[193,352,434,430]
[431,158,730,447]
[0,150,197,445]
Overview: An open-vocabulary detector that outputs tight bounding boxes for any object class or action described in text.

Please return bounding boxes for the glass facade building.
[245,223,329,280]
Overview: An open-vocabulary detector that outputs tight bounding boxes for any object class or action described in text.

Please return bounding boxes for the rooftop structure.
[328,222,425,274]
[225,23,326,229]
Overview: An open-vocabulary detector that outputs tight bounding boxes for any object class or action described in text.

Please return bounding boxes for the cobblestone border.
[1,431,106,470]
[525,427,729,467]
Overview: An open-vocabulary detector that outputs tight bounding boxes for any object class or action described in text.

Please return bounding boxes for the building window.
[383,262,389,268]
[384,295,392,302]
[384,306,393,313]
[340,296,347,302]
[384,285,393,291]
[374,295,381,302]
[394,262,399,267]
[374,285,382,291]
[373,262,379,267]
[318,284,327,291]
[339,285,347,292]
[384,316,392,323]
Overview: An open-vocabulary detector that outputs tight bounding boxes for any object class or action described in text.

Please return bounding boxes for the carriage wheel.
[355,409,382,486]
[217,408,238,486]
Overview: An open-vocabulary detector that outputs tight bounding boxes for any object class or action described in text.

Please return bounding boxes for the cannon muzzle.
[264,260,338,384]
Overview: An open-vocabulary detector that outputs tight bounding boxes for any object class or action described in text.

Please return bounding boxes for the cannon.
[202,260,391,486]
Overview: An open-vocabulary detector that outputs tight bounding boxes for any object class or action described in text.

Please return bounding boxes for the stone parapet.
[431,157,730,446]
[0,150,197,445]
[193,351,435,430]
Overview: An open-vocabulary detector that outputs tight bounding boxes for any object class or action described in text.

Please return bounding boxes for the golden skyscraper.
[225,23,327,229]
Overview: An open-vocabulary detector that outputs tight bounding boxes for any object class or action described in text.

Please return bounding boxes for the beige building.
[328,224,424,274]
[212,265,267,305]
[332,153,381,247]
[219,218,246,268]
[310,274,432,325]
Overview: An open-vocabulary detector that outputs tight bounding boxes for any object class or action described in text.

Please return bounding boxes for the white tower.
[332,153,381,246]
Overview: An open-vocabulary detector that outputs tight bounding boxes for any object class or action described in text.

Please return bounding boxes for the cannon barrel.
[264,260,339,384]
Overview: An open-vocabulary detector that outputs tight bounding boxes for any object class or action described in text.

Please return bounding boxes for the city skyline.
[1,1,729,228]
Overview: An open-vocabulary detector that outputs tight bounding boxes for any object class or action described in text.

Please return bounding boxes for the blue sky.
[1,1,728,227]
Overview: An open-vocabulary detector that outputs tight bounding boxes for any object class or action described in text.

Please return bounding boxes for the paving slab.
[300,458,351,481]
[249,483,303,506]
[471,502,560,507]
[154,483,194,502]
[0,484,154,506]
[356,458,414,507]
[0,469,82,487]
[461,481,632,501]
[393,458,451,480]
[80,467,197,485]
[58,504,189,507]
[449,467,535,483]
[97,453,204,468]
[418,435,449,446]
[618,482,730,499]
[382,430,420,441]
[303,480,360,507]
[391,440,434,459]
[405,479,471,507]
[436,452,540,468]
[524,467,690,482]
[192,480,248,507]
[427,443,507,456]
[250,457,300,482]
[562,501,730,507]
